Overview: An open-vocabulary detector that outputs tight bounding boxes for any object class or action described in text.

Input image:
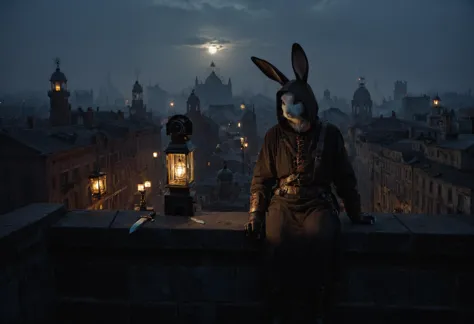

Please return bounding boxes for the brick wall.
[1,205,474,324]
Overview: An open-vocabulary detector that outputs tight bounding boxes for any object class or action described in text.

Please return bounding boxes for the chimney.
[84,107,94,127]
[391,110,396,118]
[96,107,100,112]
[117,110,124,120]
[26,116,34,129]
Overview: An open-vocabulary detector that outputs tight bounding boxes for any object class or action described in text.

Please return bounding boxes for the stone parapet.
[1,205,474,324]
[49,210,474,324]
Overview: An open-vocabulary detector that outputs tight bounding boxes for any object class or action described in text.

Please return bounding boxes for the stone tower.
[48,58,71,127]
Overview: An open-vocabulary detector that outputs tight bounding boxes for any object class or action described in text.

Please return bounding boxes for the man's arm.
[331,128,362,222]
[249,130,276,214]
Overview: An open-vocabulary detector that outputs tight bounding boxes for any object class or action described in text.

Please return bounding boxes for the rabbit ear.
[291,43,309,82]
[251,56,289,86]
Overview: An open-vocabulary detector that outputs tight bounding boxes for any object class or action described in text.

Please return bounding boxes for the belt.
[274,185,327,198]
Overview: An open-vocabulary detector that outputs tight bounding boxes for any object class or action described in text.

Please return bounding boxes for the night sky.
[1,0,473,99]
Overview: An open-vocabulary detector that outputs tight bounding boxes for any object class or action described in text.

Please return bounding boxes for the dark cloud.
[182,36,232,46]
[0,0,473,100]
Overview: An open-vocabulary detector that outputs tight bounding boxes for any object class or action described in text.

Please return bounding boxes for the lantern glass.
[153,152,158,158]
[89,172,107,197]
[167,152,195,187]
[137,184,145,192]
[144,181,151,188]
[433,99,439,106]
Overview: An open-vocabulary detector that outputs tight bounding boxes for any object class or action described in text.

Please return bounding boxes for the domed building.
[194,62,233,106]
[351,77,373,123]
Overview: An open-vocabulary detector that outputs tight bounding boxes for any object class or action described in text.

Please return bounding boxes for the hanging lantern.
[164,115,195,216]
[89,170,107,198]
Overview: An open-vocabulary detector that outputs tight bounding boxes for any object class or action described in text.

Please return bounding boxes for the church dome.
[217,163,234,182]
[187,89,200,106]
[353,85,372,103]
[133,80,143,93]
[205,71,223,86]
[50,68,67,83]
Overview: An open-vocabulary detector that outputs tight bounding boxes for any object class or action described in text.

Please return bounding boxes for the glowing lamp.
[433,95,441,107]
[240,103,246,110]
[170,101,175,107]
[237,122,241,128]
[55,83,61,91]
[144,181,151,188]
[164,114,196,216]
[137,184,145,192]
[89,171,107,198]
[153,152,158,158]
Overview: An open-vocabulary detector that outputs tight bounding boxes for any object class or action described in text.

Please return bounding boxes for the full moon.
[208,45,218,55]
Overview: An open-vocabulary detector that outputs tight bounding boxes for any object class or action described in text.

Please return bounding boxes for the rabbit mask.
[250,43,319,133]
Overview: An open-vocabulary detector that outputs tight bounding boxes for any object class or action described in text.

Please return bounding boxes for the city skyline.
[1,0,473,99]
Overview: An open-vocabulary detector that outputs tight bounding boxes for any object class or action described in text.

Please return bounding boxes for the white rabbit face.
[281,92,308,132]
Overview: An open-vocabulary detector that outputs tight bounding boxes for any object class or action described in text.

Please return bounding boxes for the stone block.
[18,251,56,323]
[457,272,474,309]
[340,265,412,306]
[0,203,65,260]
[410,269,456,307]
[130,302,178,324]
[335,305,455,324]
[56,298,130,324]
[129,263,177,302]
[50,210,119,249]
[178,303,217,324]
[176,266,236,302]
[55,259,129,299]
[235,266,264,302]
[216,303,264,324]
[109,211,253,251]
[395,214,474,257]
[342,214,411,254]
[0,269,21,324]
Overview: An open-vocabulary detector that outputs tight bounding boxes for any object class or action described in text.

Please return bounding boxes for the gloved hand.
[245,212,265,240]
[352,212,376,225]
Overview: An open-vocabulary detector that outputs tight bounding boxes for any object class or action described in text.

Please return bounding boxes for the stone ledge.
[50,209,474,257]
[0,203,65,260]
[56,297,474,324]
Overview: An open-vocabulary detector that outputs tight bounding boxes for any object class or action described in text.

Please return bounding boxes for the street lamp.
[89,170,107,199]
[153,152,158,158]
[240,103,246,110]
[137,183,150,211]
[240,136,249,175]
[89,132,107,202]
[237,122,241,128]
[164,114,195,216]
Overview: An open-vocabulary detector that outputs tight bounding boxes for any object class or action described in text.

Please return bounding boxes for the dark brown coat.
[249,43,362,321]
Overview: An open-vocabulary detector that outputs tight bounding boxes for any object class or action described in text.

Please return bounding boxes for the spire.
[195,76,198,85]
[54,57,61,71]
[228,78,232,86]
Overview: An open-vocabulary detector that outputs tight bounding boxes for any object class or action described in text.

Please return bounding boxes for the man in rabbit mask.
[245,43,375,324]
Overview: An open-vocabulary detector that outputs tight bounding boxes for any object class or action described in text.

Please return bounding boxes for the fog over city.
[1,0,473,98]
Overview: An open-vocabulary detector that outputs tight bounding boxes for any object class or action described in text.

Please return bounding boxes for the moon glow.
[208,45,218,55]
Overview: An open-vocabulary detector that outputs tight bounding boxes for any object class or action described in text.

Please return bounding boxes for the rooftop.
[1,203,474,323]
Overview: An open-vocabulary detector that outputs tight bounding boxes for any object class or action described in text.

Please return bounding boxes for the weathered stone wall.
[1,205,474,324]
[49,210,474,324]
[0,204,65,324]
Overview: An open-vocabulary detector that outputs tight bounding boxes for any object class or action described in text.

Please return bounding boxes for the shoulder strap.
[313,121,328,159]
